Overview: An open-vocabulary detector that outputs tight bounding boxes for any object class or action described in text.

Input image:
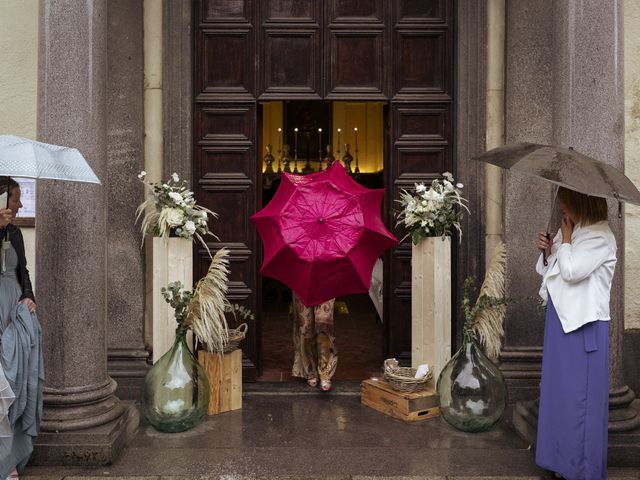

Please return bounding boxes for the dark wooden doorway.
[194,0,455,380]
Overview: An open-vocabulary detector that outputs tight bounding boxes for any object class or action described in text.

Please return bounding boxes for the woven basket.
[383,358,432,392]
[210,323,248,354]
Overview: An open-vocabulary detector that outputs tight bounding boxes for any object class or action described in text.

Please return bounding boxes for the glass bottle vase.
[141,326,210,433]
[436,329,507,432]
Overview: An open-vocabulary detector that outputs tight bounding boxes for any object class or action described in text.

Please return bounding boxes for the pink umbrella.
[251,162,397,306]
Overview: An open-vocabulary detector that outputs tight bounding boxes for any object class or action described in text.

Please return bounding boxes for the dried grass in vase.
[462,242,509,361]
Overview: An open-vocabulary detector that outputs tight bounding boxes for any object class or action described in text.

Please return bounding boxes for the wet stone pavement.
[22,383,640,479]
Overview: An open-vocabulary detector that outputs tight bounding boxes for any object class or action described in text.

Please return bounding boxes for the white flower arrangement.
[396,172,469,244]
[136,171,217,250]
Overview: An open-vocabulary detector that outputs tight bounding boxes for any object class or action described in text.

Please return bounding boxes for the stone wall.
[0,0,38,284]
[624,0,640,395]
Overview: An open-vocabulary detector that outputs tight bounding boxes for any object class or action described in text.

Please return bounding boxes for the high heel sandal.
[306,378,318,388]
[320,379,332,392]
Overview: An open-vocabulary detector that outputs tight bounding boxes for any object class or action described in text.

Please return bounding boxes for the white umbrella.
[0,135,101,186]
[0,135,101,270]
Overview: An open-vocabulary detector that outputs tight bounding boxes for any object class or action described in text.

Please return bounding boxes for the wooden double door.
[194,0,455,380]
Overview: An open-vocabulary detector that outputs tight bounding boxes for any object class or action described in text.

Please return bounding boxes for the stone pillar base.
[108,348,151,400]
[30,400,139,466]
[499,348,542,404]
[513,397,640,467]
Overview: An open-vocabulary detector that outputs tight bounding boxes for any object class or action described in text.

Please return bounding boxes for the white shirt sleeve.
[556,233,613,283]
[536,253,547,276]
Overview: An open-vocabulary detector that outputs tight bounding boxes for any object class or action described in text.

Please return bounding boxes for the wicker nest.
[383,358,432,392]
[209,323,248,354]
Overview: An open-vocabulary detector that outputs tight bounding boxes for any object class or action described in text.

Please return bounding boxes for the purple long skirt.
[535,296,609,480]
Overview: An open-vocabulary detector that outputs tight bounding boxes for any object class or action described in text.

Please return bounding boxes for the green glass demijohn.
[141,326,210,433]
[436,328,507,432]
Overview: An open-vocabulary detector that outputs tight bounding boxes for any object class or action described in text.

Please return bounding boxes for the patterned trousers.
[291,295,338,382]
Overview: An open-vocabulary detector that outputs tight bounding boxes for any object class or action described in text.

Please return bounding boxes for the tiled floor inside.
[258,281,383,382]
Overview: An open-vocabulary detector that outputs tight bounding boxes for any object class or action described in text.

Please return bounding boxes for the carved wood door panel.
[385,0,454,364]
[195,0,259,380]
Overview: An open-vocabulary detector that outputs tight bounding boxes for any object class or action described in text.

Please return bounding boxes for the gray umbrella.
[475,142,640,206]
[475,142,640,265]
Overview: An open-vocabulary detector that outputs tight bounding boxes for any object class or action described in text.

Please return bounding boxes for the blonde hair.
[558,187,608,226]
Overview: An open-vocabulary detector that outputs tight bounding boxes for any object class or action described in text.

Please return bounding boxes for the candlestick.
[336,128,342,164]
[318,128,323,171]
[264,144,275,174]
[277,127,282,154]
[294,128,299,173]
[277,127,282,173]
[354,127,360,174]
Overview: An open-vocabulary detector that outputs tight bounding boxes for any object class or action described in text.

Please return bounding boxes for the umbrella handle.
[613,193,623,219]
[542,232,550,267]
[4,177,8,209]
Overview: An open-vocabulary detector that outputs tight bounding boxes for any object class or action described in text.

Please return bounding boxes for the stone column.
[513,0,640,465]
[34,0,137,465]
[551,0,640,453]
[106,0,150,401]
[500,0,554,403]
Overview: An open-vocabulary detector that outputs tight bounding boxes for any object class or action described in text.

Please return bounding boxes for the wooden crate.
[198,349,242,415]
[361,378,440,422]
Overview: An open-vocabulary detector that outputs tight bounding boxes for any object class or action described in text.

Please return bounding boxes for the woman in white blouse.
[535,187,616,480]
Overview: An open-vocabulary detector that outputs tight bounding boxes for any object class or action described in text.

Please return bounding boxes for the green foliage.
[226,303,255,322]
[462,277,511,332]
[161,281,194,326]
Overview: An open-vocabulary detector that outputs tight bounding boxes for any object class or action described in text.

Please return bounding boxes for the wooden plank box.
[198,349,242,415]
[361,378,440,422]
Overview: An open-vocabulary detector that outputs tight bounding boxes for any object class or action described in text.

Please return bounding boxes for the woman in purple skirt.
[535,187,616,480]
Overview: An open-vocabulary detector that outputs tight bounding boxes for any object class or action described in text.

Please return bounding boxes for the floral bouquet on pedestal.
[136,171,217,249]
[396,172,469,244]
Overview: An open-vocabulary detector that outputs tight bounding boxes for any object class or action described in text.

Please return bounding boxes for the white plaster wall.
[0,0,39,290]
[625,0,640,329]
